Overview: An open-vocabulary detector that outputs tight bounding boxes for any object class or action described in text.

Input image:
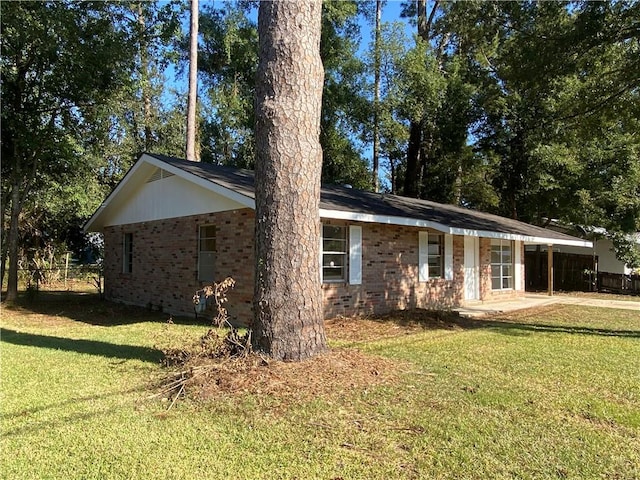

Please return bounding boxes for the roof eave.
[84,153,256,232]
[319,208,593,247]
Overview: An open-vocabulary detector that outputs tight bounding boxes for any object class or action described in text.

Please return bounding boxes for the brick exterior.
[321,220,465,317]
[103,211,523,323]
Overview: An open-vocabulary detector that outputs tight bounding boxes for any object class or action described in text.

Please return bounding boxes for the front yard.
[1,293,639,479]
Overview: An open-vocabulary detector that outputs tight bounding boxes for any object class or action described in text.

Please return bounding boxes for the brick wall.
[103,209,256,324]
[103,212,523,323]
[321,220,465,317]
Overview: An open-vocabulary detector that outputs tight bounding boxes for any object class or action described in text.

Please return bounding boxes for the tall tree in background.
[86,1,184,179]
[253,0,327,361]
[371,0,383,192]
[402,0,438,197]
[440,0,639,261]
[185,0,199,161]
[0,1,130,300]
[363,19,411,193]
[319,1,371,190]
[198,2,257,167]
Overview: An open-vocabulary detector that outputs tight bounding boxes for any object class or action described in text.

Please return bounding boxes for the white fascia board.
[522,237,593,248]
[320,209,454,234]
[319,208,593,248]
[146,154,255,209]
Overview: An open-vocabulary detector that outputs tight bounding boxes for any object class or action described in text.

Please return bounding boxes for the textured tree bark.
[253,0,327,361]
[185,0,199,161]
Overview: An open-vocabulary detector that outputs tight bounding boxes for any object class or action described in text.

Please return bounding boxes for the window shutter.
[349,226,362,285]
[444,234,454,280]
[514,240,522,290]
[418,231,429,282]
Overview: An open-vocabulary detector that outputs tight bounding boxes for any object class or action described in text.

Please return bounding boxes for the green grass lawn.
[1,293,639,479]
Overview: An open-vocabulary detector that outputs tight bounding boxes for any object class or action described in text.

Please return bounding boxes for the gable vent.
[147,168,175,183]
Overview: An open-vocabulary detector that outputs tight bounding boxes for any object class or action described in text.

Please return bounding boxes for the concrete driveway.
[455,293,640,318]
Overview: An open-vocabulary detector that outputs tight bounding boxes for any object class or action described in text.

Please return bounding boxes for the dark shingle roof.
[150,153,587,245]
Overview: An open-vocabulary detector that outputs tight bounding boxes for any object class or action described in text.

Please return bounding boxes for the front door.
[464,236,479,301]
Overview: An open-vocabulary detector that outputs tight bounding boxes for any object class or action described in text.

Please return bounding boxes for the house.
[84,153,592,323]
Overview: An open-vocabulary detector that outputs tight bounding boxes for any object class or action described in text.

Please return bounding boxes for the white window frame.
[123,233,133,273]
[491,239,514,290]
[321,224,348,283]
[419,232,448,281]
[198,225,216,282]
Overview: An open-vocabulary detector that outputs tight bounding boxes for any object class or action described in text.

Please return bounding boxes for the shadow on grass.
[472,318,640,338]
[0,328,163,363]
[1,386,151,437]
[2,291,209,327]
[376,309,640,339]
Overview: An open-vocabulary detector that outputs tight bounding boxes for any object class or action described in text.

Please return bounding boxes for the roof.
[85,153,592,247]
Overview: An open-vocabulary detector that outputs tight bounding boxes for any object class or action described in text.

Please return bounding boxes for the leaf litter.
[154,309,467,407]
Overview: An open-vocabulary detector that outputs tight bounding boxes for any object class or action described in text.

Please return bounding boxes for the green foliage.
[198,3,258,167]
[609,233,640,270]
[197,0,372,188]
[429,0,640,248]
[1,1,135,290]
[3,0,638,273]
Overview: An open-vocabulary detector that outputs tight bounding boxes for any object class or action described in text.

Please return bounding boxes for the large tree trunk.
[185,0,199,161]
[5,184,22,301]
[253,0,327,361]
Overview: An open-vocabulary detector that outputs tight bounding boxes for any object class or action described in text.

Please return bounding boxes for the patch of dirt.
[188,348,399,402]
[325,310,465,343]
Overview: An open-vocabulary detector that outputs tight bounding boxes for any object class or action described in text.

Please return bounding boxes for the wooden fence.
[525,250,596,292]
[598,272,640,295]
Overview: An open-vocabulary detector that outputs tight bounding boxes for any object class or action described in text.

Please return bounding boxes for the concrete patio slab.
[454,293,640,318]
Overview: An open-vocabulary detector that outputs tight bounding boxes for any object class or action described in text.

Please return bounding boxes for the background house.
[85,154,592,323]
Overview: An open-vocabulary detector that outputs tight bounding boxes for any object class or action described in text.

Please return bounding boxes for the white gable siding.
[101,174,246,227]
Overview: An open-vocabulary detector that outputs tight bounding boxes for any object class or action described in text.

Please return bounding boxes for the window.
[428,234,443,279]
[123,233,133,273]
[322,225,347,282]
[419,232,444,281]
[491,239,514,289]
[198,225,216,282]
